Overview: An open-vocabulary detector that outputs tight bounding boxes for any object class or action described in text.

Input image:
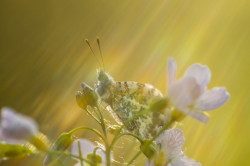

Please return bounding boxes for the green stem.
[150,119,175,142]
[77,141,84,166]
[69,126,105,141]
[95,105,111,166]
[95,106,107,137]
[85,108,101,124]
[110,133,143,149]
[48,150,93,165]
[93,146,104,155]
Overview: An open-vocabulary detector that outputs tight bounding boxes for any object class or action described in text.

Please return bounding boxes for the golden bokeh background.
[0,0,249,165]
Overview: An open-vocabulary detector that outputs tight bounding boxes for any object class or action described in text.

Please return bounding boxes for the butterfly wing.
[107,81,168,139]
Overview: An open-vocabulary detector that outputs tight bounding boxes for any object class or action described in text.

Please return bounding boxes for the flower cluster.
[0,58,230,166]
[168,58,230,123]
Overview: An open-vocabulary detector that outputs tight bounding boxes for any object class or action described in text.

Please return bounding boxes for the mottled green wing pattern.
[106,81,168,139]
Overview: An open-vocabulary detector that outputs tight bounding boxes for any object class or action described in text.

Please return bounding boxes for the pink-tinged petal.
[182,108,209,123]
[156,129,184,159]
[184,63,211,89]
[169,155,202,166]
[168,77,202,110]
[0,107,38,143]
[195,87,230,111]
[167,58,177,87]
[71,139,106,163]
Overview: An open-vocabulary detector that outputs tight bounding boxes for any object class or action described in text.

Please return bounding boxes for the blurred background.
[0,0,249,165]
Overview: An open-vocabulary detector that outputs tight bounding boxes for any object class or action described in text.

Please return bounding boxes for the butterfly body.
[95,69,168,139]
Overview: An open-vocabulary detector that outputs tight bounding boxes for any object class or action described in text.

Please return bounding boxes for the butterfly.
[95,69,169,139]
[81,39,169,139]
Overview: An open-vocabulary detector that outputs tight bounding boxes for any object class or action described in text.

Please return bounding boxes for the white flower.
[71,139,106,166]
[156,129,201,166]
[0,107,39,143]
[167,58,230,123]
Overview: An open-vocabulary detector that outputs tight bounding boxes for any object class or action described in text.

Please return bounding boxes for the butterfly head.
[95,69,115,99]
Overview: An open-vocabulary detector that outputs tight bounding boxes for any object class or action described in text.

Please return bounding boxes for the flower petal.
[182,108,210,123]
[168,77,202,110]
[0,107,38,143]
[156,129,184,159]
[195,87,230,111]
[184,63,211,89]
[168,155,202,166]
[167,58,177,87]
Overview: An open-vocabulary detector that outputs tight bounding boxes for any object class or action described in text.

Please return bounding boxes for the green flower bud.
[43,132,73,165]
[76,83,99,110]
[0,143,36,159]
[140,140,156,159]
[87,153,102,165]
[149,97,169,113]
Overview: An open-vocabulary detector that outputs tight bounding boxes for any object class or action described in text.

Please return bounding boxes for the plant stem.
[110,133,143,150]
[69,126,105,141]
[150,119,175,142]
[95,106,107,137]
[48,150,93,165]
[95,105,111,166]
[85,107,101,124]
[77,141,84,166]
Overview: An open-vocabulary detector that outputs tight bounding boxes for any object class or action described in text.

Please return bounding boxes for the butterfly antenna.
[85,39,102,67]
[97,37,105,69]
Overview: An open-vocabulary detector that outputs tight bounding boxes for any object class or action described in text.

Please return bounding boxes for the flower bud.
[148,97,169,113]
[43,132,73,165]
[140,140,156,159]
[76,83,98,110]
[87,153,102,165]
[0,143,36,159]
